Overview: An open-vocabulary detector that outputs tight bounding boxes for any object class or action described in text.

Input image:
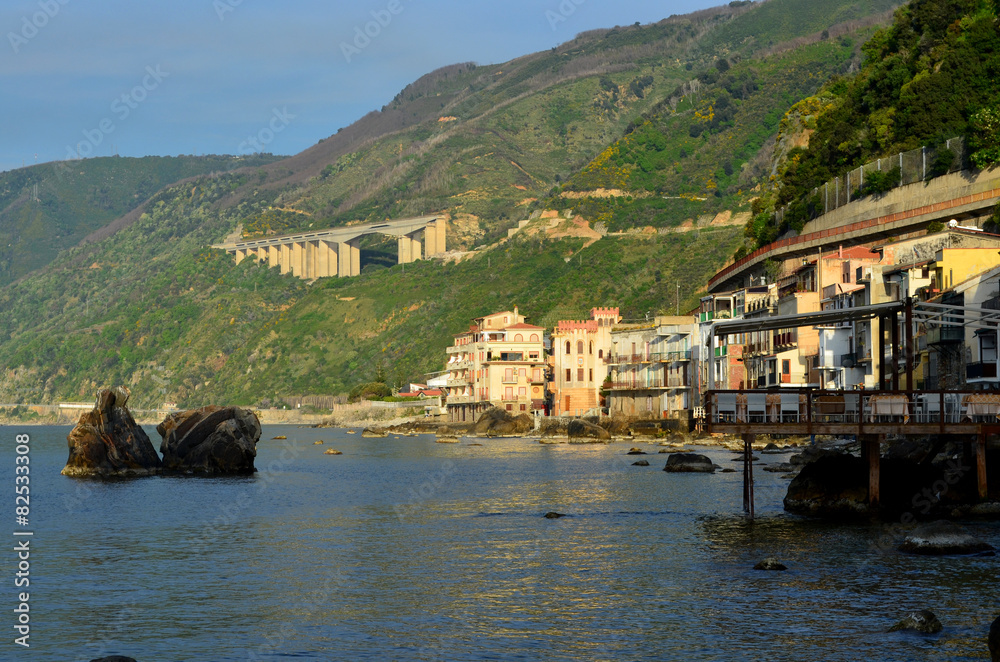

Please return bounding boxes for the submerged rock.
[632,460,650,467]
[627,447,646,455]
[62,387,162,478]
[324,449,342,455]
[664,453,715,473]
[544,512,567,519]
[898,521,996,556]
[889,610,943,634]
[157,406,260,474]
[753,558,787,571]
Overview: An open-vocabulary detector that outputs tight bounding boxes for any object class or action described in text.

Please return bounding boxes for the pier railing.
[704,389,1000,435]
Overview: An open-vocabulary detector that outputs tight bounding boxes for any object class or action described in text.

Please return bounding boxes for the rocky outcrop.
[568,419,611,442]
[783,454,868,519]
[888,610,943,634]
[898,521,996,555]
[62,387,162,477]
[470,407,533,436]
[663,453,715,473]
[157,406,260,474]
[361,427,388,438]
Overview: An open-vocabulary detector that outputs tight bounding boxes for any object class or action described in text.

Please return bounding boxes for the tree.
[970,107,1000,169]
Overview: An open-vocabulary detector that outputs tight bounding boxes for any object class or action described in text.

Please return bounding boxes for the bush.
[348,381,392,402]
[926,149,955,180]
[926,220,945,234]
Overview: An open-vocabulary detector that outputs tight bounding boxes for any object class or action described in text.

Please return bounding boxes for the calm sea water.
[3,425,998,661]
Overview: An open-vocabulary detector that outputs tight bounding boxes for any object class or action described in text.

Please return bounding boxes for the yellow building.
[444,307,547,422]
[550,307,620,416]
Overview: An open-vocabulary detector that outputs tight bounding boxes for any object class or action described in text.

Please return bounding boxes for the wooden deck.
[703,389,993,517]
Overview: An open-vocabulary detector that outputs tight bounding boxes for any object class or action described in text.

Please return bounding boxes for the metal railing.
[704,389,998,432]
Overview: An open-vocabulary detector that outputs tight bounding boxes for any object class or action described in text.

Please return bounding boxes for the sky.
[0,0,724,173]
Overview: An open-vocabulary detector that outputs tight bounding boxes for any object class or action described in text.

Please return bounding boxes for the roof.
[883,260,931,276]
[505,323,544,330]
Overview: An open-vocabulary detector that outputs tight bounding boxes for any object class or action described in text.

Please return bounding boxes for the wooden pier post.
[861,434,880,508]
[977,430,988,501]
[743,433,755,519]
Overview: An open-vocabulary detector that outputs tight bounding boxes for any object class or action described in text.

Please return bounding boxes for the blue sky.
[0,0,723,172]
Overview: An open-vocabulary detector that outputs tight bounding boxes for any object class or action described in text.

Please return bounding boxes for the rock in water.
[361,427,388,438]
[663,453,715,473]
[544,512,567,519]
[90,657,139,662]
[889,610,943,634]
[632,460,650,467]
[989,616,1000,661]
[567,419,611,442]
[157,406,260,474]
[783,453,868,519]
[471,407,534,436]
[753,558,787,571]
[898,521,996,556]
[62,387,162,477]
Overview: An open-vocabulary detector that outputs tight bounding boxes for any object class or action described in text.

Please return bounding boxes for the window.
[578,368,584,382]
[782,359,791,375]
[506,404,513,411]
[565,341,571,354]
[518,387,526,397]
[520,404,526,411]
[565,369,571,382]
[577,340,584,354]
[505,387,513,400]
[589,368,593,383]
[530,334,539,342]
[589,341,593,355]
[514,334,523,342]
[598,349,603,359]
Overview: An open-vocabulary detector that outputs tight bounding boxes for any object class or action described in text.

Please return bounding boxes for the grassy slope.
[0,154,281,285]
[0,0,901,407]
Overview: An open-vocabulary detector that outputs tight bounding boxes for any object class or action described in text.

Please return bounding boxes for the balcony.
[447,395,473,404]
[447,359,472,370]
[667,377,690,388]
[609,379,667,391]
[926,326,964,345]
[967,361,999,380]
[840,353,857,368]
[657,350,692,362]
[772,331,795,349]
[446,377,470,387]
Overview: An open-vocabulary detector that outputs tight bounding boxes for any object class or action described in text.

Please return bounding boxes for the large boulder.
[783,453,869,519]
[664,453,715,473]
[898,521,996,556]
[539,419,569,438]
[62,387,162,477]
[568,419,611,442]
[470,407,533,436]
[157,406,260,474]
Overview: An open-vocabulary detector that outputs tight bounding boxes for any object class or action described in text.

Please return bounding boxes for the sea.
[4,425,998,661]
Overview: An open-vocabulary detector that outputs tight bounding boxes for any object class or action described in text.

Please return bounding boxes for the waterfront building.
[444,307,548,422]
[550,307,620,417]
[607,316,696,420]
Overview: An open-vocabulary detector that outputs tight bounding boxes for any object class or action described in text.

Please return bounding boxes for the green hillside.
[0,0,904,407]
[749,0,1000,246]
[0,154,281,285]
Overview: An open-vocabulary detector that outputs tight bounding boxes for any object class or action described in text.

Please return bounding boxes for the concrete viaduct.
[212,215,446,280]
